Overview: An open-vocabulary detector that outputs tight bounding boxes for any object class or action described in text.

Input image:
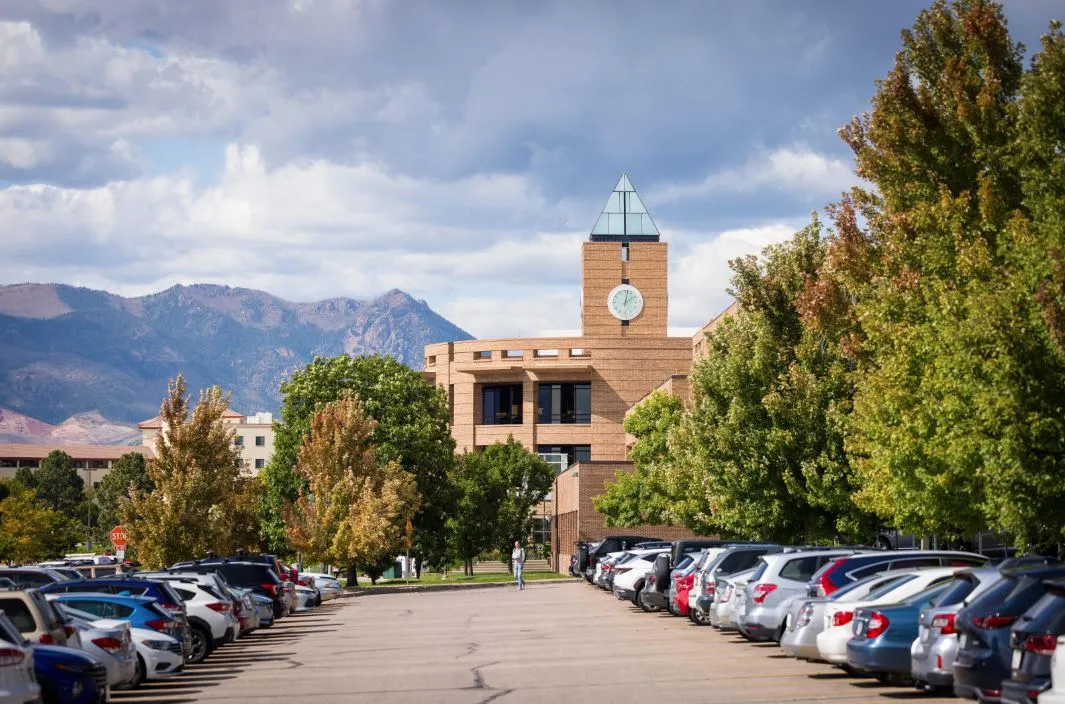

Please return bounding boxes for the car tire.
[38,680,58,704]
[187,625,211,664]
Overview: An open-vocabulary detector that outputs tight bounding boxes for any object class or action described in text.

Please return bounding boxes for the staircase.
[471,559,550,574]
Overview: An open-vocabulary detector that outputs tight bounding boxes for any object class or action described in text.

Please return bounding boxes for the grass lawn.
[357,571,573,588]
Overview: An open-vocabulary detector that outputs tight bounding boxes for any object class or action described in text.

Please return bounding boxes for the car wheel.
[187,625,211,664]
[38,680,58,704]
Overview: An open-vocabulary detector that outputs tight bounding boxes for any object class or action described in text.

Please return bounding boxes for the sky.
[0,0,1058,339]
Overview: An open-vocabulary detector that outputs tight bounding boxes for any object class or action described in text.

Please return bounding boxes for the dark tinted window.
[944,557,987,567]
[0,571,52,588]
[851,562,892,580]
[889,557,940,571]
[750,560,768,582]
[159,583,184,605]
[780,557,820,581]
[965,576,1018,614]
[537,383,591,424]
[0,599,35,632]
[482,385,523,425]
[1025,592,1065,632]
[62,599,111,618]
[933,576,980,607]
[0,615,24,644]
[174,588,197,601]
[92,567,118,577]
[111,603,134,618]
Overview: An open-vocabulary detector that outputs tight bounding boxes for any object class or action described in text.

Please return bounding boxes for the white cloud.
[652,146,855,204]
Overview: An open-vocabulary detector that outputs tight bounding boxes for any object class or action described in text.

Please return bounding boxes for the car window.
[904,583,951,605]
[0,572,50,588]
[111,602,134,618]
[779,556,819,581]
[64,599,111,618]
[93,567,118,577]
[750,559,769,582]
[0,599,36,632]
[0,615,25,644]
[889,557,940,570]
[866,575,915,600]
[933,576,980,607]
[174,587,197,601]
[29,592,59,630]
[943,557,986,567]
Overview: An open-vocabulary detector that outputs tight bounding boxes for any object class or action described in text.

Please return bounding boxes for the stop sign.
[109,525,128,549]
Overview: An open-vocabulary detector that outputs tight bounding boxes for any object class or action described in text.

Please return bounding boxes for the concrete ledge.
[340,578,578,596]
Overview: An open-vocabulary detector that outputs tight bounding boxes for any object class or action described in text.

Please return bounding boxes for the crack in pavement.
[478,689,513,704]
[466,661,499,690]
[458,642,479,659]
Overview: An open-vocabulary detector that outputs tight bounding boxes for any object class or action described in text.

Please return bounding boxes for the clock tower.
[581,174,668,337]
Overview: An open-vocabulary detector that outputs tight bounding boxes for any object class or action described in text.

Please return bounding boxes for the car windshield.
[829,573,897,601]
[865,575,916,600]
[674,555,693,571]
[931,574,981,607]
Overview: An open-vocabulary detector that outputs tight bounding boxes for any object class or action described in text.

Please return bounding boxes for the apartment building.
[424,175,738,568]
[137,410,275,475]
[0,443,153,487]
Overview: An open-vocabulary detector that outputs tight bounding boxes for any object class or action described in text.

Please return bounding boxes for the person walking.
[511,540,526,591]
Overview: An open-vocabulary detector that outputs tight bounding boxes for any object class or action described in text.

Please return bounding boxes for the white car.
[299,572,341,601]
[816,567,959,664]
[165,582,237,661]
[712,567,758,630]
[1038,635,1065,704]
[126,627,183,688]
[0,613,41,704]
[594,551,627,587]
[52,604,137,688]
[611,549,669,604]
[294,586,317,612]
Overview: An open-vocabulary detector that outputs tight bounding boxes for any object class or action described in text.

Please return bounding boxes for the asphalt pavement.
[114,580,959,703]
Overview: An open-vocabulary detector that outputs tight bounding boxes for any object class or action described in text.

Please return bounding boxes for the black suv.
[1000,577,1065,704]
[579,536,659,583]
[172,561,286,619]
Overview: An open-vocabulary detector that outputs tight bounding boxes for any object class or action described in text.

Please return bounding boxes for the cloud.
[651,147,856,204]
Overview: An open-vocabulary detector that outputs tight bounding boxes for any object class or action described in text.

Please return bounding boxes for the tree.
[489,439,556,566]
[594,391,683,528]
[95,452,153,539]
[121,376,260,568]
[0,481,80,564]
[262,355,454,567]
[32,450,85,516]
[12,466,36,489]
[284,395,419,585]
[447,449,510,575]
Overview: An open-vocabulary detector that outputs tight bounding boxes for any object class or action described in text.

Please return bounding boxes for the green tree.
[262,355,454,567]
[447,448,510,575]
[0,481,80,563]
[95,452,153,537]
[284,395,420,586]
[12,466,36,489]
[594,391,683,527]
[32,450,85,516]
[489,438,555,566]
[122,376,260,567]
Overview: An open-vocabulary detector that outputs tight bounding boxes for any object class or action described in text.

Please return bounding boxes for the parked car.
[52,603,137,689]
[817,567,959,665]
[0,568,69,590]
[300,572,341,601]
[32,643,108,704]
[166,582,235,662]
[954,562,1065,701]
[782,569,926,661]
[710,567,758,630]
[846,582,953,681]
[808,550,989,599]
[691,545,781,625]
[0,588,69,646]
[740,549,859,642]
[0,611,41,704]
[123,626,184,687]
[910,565,1002,692]
[580,536,659,582]
[172,561,287,619]
[999,577,1065,704]
[46,593,183,649]
[610,548,669,606]
[1036,635,1065,704]
[645,543,727,612]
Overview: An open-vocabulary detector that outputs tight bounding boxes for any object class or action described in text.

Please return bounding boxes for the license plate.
[920,626,931,642]
[1012,649,1023,671]
[855,621,866,637]
[959,633,969,649]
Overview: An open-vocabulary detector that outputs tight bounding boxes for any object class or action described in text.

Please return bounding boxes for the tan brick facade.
[581,241,668,337]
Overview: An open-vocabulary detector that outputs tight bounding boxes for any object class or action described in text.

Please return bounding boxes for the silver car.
[910,566,1001,691]
[780,569,931,660]
[740,549,857,642]
[710,567,757,630]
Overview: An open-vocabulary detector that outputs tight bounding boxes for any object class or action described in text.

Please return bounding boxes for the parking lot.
[110,580,963,703]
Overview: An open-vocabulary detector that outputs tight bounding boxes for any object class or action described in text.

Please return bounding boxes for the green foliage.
[95,452,153,535]
[32,450,86,517]
[262,355,455,563]
[594,391,682,527]
[12,466,35,489]
[446,439,554,572]
[0,480,81,563]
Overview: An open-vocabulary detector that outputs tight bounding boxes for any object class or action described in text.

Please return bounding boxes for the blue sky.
[0,0,1058,337]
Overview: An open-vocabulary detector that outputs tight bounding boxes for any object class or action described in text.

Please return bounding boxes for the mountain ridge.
[0,282,472,425]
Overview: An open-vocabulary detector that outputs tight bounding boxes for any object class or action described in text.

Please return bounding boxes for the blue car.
[846,583,951,680]
[33,644,108,704]
[46,593,182,642]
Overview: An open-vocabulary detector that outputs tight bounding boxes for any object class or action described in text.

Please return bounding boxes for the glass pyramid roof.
[590,173,660,241]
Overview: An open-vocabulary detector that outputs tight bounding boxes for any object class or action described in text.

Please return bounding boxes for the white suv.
[135,574,236,664]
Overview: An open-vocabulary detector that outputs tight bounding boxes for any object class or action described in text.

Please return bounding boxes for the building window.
[17,459,38,468]
[532,516,552,549]
[481,385,523,425]
[255,459,265,469]
[621,243,630,261]
[0,459,16,468]
[234,436,244,447]
[537,383,591,424]
[474,350,492,360]
[255,436,265,447]
[234,458,244,469]
[537,445,591,470]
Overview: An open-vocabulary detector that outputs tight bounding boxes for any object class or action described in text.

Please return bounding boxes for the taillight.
[1021,634,1058,657]
[62,625,76,637]
[931,613,956,635]
[261,583,279,597]
[92,637,123,654]
[866,612,889,639]
[206,602,231,613]
[159,602,180,613]
[752,584,778,604]
[832,610,854,628]
[145,619,167,632]
[298,578,308,586]
[0,647,25,667]
[38,633,54,644]
[972,614,1017,630]
[797,603,814,628]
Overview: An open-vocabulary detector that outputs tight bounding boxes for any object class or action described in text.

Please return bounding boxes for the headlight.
[141,640,173,650]
[55,663,88,674]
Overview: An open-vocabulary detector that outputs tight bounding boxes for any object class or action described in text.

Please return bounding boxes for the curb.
[337,577,578,596]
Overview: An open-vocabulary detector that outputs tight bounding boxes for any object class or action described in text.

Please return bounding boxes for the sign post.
[109,525,128,561]
[404,517,413,587]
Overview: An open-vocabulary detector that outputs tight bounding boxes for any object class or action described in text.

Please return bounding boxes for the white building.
[137,409,275,475]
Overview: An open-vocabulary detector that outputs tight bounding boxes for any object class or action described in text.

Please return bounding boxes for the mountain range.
[0,283,472,430]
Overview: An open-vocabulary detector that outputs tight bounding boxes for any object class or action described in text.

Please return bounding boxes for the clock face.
[607,284,644,321]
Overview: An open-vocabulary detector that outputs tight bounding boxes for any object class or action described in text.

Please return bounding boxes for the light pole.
[85,465,92,552]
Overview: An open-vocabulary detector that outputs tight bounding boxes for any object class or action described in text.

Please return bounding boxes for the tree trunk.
[415,555,423,578]
[346,562,359,588]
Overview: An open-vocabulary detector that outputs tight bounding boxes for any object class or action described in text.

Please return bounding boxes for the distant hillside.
[0,283,473,424]
[0,406,139,445]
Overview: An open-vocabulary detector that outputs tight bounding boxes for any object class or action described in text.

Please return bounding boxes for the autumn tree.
[0,481,80,564]
[262,355,454,568]
[121,376,260,567]
[284,394,419,585]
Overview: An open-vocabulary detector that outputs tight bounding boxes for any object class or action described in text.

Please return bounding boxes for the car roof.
[51,592,155,604]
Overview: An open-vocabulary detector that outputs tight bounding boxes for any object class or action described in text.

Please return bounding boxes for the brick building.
[423,175,740,570]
